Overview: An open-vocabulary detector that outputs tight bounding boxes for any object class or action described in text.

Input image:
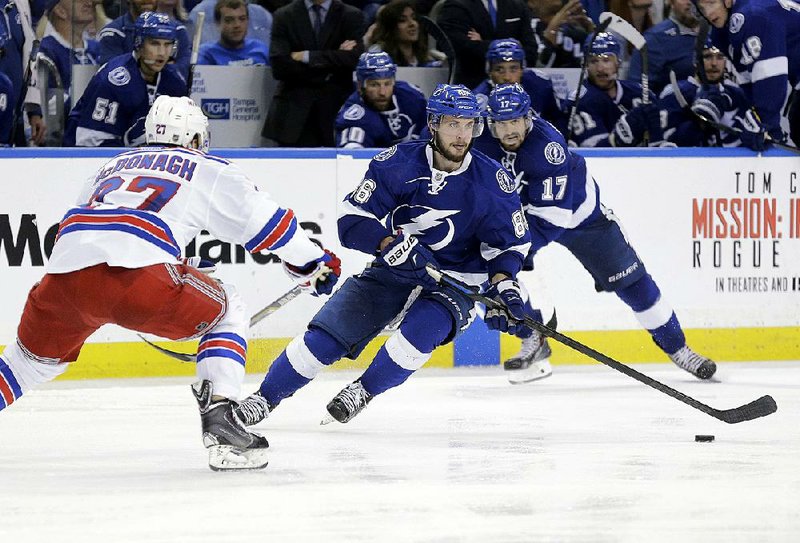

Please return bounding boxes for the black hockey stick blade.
[426,265,778,424]
[140,285,305,363]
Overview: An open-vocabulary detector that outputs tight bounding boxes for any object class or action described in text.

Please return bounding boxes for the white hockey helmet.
[145,96,210,152]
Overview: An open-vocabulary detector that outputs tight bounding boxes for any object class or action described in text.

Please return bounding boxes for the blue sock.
[0,356,24,412]
[360,345,414,395]
[617,275,685,354]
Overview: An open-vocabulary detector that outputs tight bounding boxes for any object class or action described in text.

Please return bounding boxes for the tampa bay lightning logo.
[729,13,744,33]
[374,146,397,162]
[108,67,131,86]
[344,104,365,121]
[544,142,566,165]
[496,169,516,194]
[391,205,460,251]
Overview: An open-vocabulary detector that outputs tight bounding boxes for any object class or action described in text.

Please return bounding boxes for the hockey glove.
[736,109,783,152]
[379,232,440,290]
[612,104,662,147]
[183,256,217,275]
[283,249,342,296]
[484,279,531,338]
[691,86,734,125]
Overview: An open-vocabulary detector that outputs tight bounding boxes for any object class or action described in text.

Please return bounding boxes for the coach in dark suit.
[436,0,538,89]
[263,0,365,146]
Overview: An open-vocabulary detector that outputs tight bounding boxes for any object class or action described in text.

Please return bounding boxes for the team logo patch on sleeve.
[344,104,365,121]
[729,13,744,33]
[544,142,566,165]
[496,169,516,193]
[373,145,397,162]
[108,67,131,86]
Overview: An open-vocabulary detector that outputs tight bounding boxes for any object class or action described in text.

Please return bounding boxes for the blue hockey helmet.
[426,84,484,137]
[584,32,621,59]
[134,12,178,53]
[355,51,397,85]
[486,83,534,138]
[486,38,526,68]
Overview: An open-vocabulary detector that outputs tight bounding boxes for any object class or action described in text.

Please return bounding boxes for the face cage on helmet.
[428,113,485,138]
[487,110,533,139]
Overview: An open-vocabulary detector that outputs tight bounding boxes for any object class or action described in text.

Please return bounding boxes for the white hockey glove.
[283,249,342,296]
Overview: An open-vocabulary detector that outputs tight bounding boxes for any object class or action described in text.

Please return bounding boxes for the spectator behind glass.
[626,0,697,95]
[38,0,100,144]
[366,0,443,67]
[607,0,653,58]
[529,0,593,68]
[187,0,272,46]
[158,0,189,22]
[262,0,365,147]
[198,0,270,64]
[436,0,539,88]
[98,0,192,77]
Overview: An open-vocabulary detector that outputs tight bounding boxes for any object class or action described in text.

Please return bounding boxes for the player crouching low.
[474,83,717,382]
[0,96,341,471]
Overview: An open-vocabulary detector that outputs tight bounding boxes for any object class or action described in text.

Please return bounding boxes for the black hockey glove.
[612,103,662,146]
[283,249,342,296]
[484,279,532,338]
[379,232,440,290]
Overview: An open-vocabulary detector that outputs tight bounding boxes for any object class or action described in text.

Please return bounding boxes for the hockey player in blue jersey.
[98,0,191,78]
[64,12,187,147]
[234,84,533,426]
[0,70,14,146]
[474,83,716,383]
[566,32,663,147]
[660,38,765,148]
[334,51,427,148]
[473,39,566,134]
[696,0,800,145]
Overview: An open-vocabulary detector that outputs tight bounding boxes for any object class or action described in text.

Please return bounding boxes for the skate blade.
[319,413,336,426]
[506,361,553,385]
[207,445,269,471]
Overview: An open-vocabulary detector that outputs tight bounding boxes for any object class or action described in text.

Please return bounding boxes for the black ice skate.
[233,391,272,426]
[503,332,553,384]
[192,380,269,471]
[669,346,717,380]
[321,381,372,424]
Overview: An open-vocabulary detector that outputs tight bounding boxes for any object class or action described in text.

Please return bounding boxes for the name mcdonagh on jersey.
[94,152,199,183]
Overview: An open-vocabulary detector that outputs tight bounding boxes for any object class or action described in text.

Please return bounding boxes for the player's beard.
[433,132,471,163]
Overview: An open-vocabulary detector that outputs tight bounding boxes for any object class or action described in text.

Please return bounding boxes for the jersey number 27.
[87,175,180,212]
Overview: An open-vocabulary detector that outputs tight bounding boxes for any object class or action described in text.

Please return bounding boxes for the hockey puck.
[695,434,715,442]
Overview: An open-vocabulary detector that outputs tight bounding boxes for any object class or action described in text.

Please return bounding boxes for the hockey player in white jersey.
[0,96,341,471]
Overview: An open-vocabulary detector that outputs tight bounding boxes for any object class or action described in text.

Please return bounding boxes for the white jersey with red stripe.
[47,146,324,273]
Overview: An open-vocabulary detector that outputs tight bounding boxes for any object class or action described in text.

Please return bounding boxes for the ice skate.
[503,332,553,384]
[669,346,717,380]
[234,391,272,426]
[192,380,269,471]
[321,381,372,424]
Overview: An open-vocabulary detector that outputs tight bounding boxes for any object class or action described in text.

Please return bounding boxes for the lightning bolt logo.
[395,207,460,251]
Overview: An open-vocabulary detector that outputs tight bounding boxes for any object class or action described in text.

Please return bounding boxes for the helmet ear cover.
[145,96,211,153]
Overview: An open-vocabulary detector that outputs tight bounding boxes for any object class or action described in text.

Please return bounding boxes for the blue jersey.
[97,13,191,78]
[474,70,565,133]
[335,81,427,148]
[39,32,100,111]
[64,53,187,147]
[197,38,270,66]
[627,17,697,95]
[566,79,656,147]
[338,141,532,283]
[0,72,15,145]
[710,0,800,133]
[659,78,755,147]
[0,0,32,118]
[473,117,601,255]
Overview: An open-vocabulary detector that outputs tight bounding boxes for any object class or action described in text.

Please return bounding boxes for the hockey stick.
[566,16,612,144]
[668,70,800,154]
[139,285,304,363]
[187,11,205,94]
[11,39,40,146]
[599,11,651,144]
[694,19,711,86]
[426,265,777,424]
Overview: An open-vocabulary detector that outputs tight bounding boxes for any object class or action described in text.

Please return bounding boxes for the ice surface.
[1,362,798,542]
